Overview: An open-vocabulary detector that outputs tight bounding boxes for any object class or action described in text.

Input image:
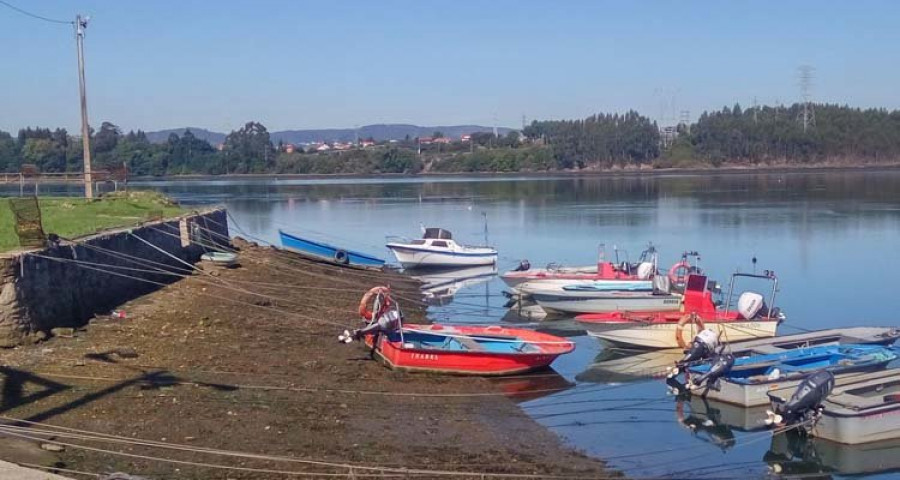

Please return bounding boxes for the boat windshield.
[423,228,453,240]
[410,239,426,245]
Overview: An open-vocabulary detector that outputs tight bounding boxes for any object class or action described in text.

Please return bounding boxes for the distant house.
[460,134,471,142]
[333,142,353,151]
[316,143,331,151]
[283,144,296,154]
[216,143,225,151]
[433,137,452,145]
[359,140,376,148]
[418,137,434,145]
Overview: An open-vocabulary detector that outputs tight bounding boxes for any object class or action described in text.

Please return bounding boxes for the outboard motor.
[636,262,655,280]
[690,353,735,391]
[737,291,767,319]
[513,260,531,272]
[766,370,835,428]
[678,329,720,367]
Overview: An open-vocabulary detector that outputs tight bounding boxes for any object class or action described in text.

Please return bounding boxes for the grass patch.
[0,191,187,252]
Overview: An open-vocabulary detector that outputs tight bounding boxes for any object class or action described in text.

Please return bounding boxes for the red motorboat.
[575,272,784,349]
[364,324,575,376]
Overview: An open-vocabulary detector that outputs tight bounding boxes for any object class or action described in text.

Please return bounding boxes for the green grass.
[0,191,187,252]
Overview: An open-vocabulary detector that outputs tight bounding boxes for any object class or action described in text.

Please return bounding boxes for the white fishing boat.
[769,369,900,445]
[386,228,497,268]
[577,272,783,349]
[524,276,680,315]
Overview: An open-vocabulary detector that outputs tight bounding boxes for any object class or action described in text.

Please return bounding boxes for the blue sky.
[2,0,898,133]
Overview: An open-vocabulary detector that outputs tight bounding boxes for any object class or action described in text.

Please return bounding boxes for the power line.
[0,0,72,25]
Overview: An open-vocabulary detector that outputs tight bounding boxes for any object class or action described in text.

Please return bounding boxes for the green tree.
[222,121,275,173]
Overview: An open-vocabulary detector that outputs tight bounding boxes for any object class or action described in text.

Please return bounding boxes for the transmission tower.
[751,96,759,124]
[679,110,690,133]
[798,65,816,132]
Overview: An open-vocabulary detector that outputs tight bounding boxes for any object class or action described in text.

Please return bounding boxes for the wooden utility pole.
[75,14,93,199]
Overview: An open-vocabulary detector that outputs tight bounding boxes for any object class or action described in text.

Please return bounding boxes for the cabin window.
[431,240,448,247]
[410,239,426,245]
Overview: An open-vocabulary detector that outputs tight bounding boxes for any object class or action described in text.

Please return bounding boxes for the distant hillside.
[145,124,514,145]
[145,128,226,145]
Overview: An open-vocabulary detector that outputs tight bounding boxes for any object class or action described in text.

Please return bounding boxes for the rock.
[41,348,53,355]
[51,327,75,337]
[30,331,48,344]
[114,347,139,358]
[40,443,65,452]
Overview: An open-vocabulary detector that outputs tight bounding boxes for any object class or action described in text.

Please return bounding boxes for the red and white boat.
[365,324,575,375]
[501,244,665,290]
[575,272,784,349]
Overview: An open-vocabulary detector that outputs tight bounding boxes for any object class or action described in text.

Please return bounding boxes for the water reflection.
[765,432,900,478]
[405,265,497,306]
[576,348,683,384]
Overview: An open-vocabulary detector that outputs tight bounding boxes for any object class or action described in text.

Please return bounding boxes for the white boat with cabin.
[386,228,498,268]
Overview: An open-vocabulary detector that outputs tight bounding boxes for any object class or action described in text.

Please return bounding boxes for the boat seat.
[453,336,485,351]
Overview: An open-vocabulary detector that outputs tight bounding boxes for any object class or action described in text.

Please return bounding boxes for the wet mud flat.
[0,243,612,479]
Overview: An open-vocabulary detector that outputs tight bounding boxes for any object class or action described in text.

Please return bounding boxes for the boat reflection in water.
[489,370,575,404]
[575,347,684,384]
[405,264,497,306]
[764,432,900,478]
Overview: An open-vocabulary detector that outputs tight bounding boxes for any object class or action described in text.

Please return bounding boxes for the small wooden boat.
[279,230,385,268]
[386,228,497,268]
[365,324,575,376]
[678,345,898,407]
[769,369,900,445]
[576,272,783,349]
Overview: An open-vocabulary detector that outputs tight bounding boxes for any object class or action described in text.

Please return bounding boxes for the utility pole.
[75,14,93,199]
[798,65,816,133]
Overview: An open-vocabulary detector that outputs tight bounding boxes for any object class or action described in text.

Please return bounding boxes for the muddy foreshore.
[0,242,613,479]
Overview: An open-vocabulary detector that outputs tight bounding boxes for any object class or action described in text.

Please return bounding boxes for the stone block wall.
[0,209,228,346]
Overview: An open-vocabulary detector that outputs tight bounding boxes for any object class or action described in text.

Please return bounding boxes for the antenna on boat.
[482,212,489,246]
[752,255,758,274]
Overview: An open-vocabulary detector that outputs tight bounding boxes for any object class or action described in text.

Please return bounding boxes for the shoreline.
[127,162,900,182]
[0,242,611,478]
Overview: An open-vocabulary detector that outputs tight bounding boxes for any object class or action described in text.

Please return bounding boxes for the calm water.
[13,171,900,478]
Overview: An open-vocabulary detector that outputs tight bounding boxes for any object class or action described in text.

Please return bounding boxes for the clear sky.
[2,0,899,134]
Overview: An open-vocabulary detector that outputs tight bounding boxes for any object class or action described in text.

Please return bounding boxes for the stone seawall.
[0,209,228,346]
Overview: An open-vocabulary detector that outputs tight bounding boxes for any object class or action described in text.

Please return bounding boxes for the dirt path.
[0,243,614,479]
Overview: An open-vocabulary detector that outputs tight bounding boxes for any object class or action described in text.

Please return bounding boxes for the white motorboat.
[386,228,497,268]
[523,277,681,315]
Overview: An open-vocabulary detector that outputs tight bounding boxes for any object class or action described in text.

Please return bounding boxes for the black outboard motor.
[677,329,720,368]
[690,353,735,392]
[513,259,531,272]
[766,370,835,428]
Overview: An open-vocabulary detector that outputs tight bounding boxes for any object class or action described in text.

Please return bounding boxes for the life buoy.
[359,286,391,321]
[334,249,350,265]
[668,260,692,285]
[675,312,705,350]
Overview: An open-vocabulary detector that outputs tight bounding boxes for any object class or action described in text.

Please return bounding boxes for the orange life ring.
[668,260,692,285]
[359,286,391,321]
[675,312,705,350]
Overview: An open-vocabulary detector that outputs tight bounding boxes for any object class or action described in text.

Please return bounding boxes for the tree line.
[2,103,899,175]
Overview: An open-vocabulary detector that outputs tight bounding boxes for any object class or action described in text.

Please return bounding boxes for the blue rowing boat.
[278,230,385,268]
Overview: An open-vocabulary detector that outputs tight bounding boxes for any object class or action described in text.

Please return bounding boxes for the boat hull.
[279,230,385,268]
[365,324,574,376]
[387,244,497,268]
[531,292,681,314]
[500,266,598,289]
[584,319,779,349]
[689,353,896,407]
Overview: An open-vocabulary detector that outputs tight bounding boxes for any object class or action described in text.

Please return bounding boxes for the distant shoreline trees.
[1,103,898,176]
